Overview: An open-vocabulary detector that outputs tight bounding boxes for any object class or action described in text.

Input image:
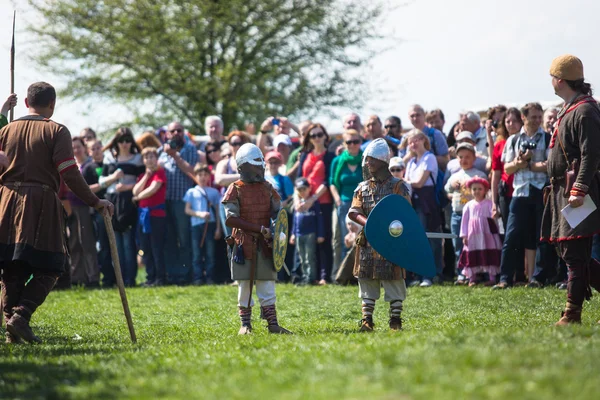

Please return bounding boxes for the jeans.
[298,232,318,282]
[93,212,114,287]
[499,187,544,284]
[114,226,137,286]
[318,203,334,281]
[164,199,193,284]
[191,222,216,282]
[415,205,443,280]
[139,216,167,284]
[450,211,463,273]
[337,201,352,262]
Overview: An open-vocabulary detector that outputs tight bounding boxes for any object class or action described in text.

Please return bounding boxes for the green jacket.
[0,113,7,129]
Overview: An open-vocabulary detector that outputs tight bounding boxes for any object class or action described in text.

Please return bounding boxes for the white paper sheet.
[561,195,597,229]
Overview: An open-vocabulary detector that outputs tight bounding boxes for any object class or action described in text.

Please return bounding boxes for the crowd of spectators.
[51,102,600,290]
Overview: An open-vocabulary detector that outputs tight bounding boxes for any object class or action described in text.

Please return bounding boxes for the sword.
[426,232,457,239]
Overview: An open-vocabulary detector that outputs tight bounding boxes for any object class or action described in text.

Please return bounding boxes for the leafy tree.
[28,0,387,133]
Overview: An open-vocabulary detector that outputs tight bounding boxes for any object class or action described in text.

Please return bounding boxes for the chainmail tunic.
[349,176,411,280]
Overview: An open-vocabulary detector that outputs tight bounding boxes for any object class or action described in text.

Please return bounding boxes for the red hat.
[466,176,490,190]
[265,151,283,162]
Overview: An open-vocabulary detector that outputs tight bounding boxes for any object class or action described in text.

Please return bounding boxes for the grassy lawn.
[1,283,599,400]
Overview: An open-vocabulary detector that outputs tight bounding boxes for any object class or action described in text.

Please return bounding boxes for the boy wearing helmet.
[222,143,292,335]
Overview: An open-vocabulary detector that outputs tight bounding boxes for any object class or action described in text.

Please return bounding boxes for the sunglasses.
[118,137,133,144]
[169,128,183,133]
[310,132,325,139]
[345,139,361,145]
[390,168,404,173]
[206,149,219,155]
[384,124,399,129]
[230,142,243,147]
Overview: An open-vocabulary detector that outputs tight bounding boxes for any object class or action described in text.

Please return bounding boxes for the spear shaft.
[10,10,15,122]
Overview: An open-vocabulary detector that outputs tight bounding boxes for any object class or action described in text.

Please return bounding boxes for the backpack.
[423,127,450,208]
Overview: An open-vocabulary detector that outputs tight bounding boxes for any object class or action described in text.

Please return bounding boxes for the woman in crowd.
[100,127,145,287]
[404,129,443,287]
[297,123,335,285]
[68,137,100,287]
[205,141,224,189]
[491,107,522,230]
[329,129,363,262]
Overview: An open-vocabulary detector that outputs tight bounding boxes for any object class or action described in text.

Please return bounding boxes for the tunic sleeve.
[349,183,365,216]
[573,113,600,195]
[54,127,99,207]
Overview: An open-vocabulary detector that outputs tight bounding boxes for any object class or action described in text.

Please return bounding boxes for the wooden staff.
[103,211,137,343]
[9,11,15,122]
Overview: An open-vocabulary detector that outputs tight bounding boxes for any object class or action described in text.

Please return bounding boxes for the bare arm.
[133,173,151,196]
[134,181,162,201]
[215,159,240,186]
[409,170,431,189]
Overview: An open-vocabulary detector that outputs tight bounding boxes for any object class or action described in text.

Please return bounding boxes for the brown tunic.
[350,176,411,280]
[222,180,281,280]
[541,100,600,242]
[0,115,100,272]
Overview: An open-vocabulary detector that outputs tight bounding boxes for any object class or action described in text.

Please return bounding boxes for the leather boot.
[359,316,374,332]
[6,313,42,343]
[5,331,22,344]
[238,306,252,335]
[389,317,403,331]
[555,302,582,326]
[261,305,293,334]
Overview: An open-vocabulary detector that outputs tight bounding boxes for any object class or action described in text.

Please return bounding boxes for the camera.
[519,140,537,154]
[272,118,280,126]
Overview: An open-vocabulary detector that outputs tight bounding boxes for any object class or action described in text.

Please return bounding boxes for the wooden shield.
[364,194,436,277]
[273,209,288,272]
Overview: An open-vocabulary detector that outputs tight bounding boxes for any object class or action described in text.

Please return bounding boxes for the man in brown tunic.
[541,55,600,325]
[0,82,113,343]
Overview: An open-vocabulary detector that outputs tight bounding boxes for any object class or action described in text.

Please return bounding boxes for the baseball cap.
[265,151,283,162]
[295,177,310,189]
[456,142,476,154]
[389,156,405,169]
[273,134,293,148]
[455,131,475,142]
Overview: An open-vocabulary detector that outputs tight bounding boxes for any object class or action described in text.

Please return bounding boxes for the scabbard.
[246,237,259,308]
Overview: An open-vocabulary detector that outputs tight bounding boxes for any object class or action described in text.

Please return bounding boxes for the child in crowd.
[290,178,325,285]
[132,147,167,286]
[444,143,488,284]
[458,177,502,286]
[184,164,223,285]
[389,157,409,195]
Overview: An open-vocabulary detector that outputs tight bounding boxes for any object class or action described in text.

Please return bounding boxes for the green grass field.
[1,284,599,400]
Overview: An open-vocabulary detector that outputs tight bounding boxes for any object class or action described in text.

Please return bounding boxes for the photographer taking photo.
[494,103,552,289]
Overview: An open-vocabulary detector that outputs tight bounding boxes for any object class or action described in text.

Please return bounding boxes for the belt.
[1,181,51,190]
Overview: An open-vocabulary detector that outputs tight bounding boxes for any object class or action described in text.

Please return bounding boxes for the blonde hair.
[400,129,431,152]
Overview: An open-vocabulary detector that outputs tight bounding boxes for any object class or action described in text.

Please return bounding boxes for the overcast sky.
[1,0,599,135]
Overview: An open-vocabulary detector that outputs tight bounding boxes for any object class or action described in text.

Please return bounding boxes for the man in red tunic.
[0,82,113,343]
[541,55,600,325]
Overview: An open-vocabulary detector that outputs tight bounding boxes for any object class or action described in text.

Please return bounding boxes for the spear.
[9,10,15,122]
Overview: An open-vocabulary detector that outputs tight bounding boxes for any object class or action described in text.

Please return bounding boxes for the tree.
[28,0,387,133]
